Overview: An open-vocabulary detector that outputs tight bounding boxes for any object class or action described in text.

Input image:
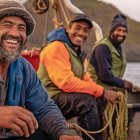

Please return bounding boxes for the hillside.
[24,0,140,61]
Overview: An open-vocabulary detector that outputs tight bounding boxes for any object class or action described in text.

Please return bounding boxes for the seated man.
[37,13,119,140]
[88,14,132,91]
[0,0,83,140]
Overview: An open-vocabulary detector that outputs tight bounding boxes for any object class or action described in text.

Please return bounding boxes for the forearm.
[39,102,70,140]
[99,71,125,88]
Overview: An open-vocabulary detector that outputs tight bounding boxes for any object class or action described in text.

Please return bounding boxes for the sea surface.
[123,62,140,86]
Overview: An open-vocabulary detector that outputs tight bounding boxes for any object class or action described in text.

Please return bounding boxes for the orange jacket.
[38,41,104,97]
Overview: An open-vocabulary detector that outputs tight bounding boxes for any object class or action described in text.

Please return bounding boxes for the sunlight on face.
[67,21,91,47]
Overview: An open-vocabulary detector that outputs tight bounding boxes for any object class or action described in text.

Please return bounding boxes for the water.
[123,62,140,86]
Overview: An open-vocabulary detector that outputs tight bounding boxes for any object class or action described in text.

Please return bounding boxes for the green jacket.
[88,38,126,89]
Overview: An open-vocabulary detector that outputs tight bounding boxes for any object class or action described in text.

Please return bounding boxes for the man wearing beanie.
[88,13,133,91]
[0,0,83,140]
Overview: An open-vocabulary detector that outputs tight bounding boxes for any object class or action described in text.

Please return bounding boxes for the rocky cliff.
[24,0,140,61]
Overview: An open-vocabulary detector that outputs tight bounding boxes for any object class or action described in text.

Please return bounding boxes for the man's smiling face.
[0,16,27,62]
[67,21,91,48]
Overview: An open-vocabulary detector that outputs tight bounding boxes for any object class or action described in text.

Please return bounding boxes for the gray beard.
[0,46,24,63]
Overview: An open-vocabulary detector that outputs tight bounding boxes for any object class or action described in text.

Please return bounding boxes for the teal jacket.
[5,57,70,140]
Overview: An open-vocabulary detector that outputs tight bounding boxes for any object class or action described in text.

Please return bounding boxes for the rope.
[105,91,128,140]
[32,0,49,14]
[57,0,71,25]
[32,0,50,46]
[50,0,64,29]
[32,0,70,28]
[68,91,128,140]
[52,18,64,28]
[51,0,70,28]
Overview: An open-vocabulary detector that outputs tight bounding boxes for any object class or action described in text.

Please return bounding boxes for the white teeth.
[76,37,83,41]
[6,40,18,44]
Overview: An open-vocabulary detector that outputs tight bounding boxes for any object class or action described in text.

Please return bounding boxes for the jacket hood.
[47,27,74,49]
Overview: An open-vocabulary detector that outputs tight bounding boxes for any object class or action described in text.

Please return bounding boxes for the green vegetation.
[25,0,140,61]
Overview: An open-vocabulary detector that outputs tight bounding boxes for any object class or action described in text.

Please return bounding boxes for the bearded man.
[88,14,132,91]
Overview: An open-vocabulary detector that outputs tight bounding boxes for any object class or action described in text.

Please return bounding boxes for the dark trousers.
[6,129,51,140]
[52,92,105,140]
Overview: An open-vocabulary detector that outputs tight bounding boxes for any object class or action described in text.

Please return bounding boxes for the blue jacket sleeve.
[22,59,70,140]
[90,44,124,88]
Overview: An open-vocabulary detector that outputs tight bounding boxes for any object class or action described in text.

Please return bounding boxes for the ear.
[66,24,71,32]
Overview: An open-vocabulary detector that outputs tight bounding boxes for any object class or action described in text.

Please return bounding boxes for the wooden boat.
[127,88,140,140]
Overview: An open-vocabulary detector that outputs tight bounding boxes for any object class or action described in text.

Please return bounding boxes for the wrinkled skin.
[0,16,27,62]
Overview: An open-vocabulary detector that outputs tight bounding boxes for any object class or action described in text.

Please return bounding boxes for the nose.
[9,27,20,37]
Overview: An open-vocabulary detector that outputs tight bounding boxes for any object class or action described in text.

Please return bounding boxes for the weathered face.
[0,16,27,62]
[0,16,27,53]
[111,26,128,44]
[66,21,91,47]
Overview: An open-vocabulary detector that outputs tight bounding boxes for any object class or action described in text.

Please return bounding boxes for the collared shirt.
[0,74,17,138]
[0,74,8,105]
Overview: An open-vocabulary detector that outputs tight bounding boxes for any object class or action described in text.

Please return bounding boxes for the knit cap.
[110,14,128,33]
[70,13,93,28]
[0,0,35,36]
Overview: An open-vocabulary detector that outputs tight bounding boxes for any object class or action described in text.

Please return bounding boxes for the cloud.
[98,0,140,22]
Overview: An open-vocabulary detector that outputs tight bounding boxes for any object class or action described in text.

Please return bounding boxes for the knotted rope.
[105,91,128,140]
[32,0,49,14]
[68,91,128,140]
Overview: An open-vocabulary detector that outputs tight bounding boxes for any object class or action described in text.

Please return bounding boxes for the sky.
[98,0,140,22]
[19,0,140,22]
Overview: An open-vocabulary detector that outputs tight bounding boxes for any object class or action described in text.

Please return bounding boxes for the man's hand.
[103,90,119,103]
[59,135,83,140]
[0,106,38,137]
[124,80,133,91]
